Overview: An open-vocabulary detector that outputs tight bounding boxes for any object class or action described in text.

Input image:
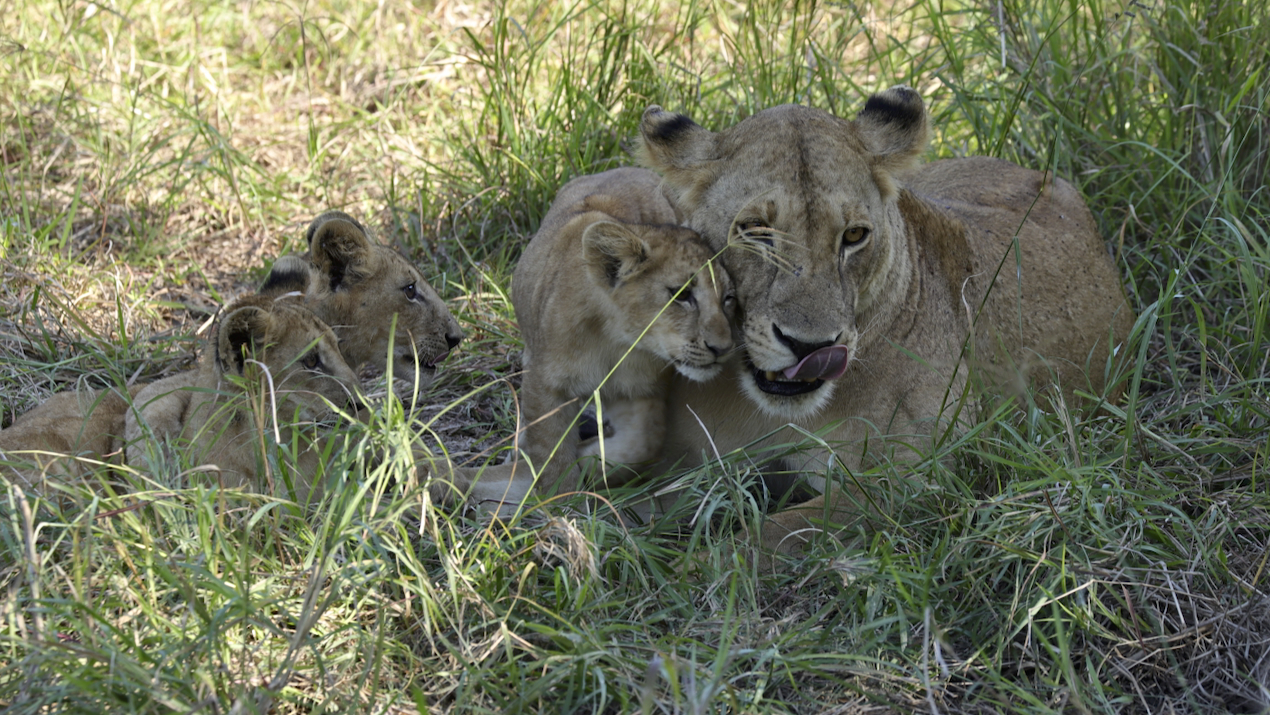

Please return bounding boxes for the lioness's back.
[906,157,1133,393]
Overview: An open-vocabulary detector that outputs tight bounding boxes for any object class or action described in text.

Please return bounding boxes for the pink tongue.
[782,345,851,381]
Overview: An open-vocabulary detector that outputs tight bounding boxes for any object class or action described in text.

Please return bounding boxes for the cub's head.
[215,295,361,423]
[260,211,464,390]
[582,220,735,381]
[638,86,929,417]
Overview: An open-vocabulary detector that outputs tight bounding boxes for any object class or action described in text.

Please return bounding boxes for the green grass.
[2,0,1268,712]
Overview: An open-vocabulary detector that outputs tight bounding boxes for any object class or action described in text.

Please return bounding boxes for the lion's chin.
[739,363,836,419]
[391,356,438,391]
[675,362,724,383]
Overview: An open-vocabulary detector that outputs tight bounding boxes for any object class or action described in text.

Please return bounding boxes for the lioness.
[510,167,735,494]
[635,86,1135,554]
[124,293,360,499]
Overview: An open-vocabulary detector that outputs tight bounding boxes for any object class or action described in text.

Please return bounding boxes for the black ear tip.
[860,85,925,129]
[641,108,699,143]
[259,257,309,295]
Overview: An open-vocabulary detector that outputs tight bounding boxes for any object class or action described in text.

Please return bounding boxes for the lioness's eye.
[302,352,321,370]
[841,226,870,249]
[403,283,418,301]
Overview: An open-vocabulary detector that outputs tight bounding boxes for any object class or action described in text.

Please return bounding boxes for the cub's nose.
[706,340,730,357]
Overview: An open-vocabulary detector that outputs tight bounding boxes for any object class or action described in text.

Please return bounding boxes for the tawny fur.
[123,294,362,500]
[252,212,525,506]
[2,296,361,502]
[508,167,735,494]
[259,211,464,389]
[4,212,477,506]
[633,86,1135,556]
[0,385,140,497]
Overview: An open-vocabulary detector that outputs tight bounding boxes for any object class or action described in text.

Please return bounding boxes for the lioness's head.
[582,220,735,381]
[638,86,930,417]
[260,211,464,390]
[215,295,361,422]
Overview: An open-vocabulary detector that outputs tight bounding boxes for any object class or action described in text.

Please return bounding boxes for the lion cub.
[510,167,735,494]
[3,211,465,499]
[1,385,139,494]
[125,210,464,482]
[124,294,361,500]
[259,211,464,387]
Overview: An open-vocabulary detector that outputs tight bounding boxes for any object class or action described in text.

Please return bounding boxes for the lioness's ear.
[582,221,649,289]
[637,106,718,212]
[258,254,311,297]
[218,303,273,376]
[855,85,929,173]
[308,213,371,291]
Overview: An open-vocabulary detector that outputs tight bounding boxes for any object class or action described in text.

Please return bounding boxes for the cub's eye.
[723,292,738,312]
[403,283,418,301]
[302,352,322,370]
[736,220,774,247]
[841,226,870,250]
[668,286,697,308]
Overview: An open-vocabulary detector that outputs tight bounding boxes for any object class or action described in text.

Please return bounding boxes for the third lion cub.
[124,293,362,499]
[510,167,735,495]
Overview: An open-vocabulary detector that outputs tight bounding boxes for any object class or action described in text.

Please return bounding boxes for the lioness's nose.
[772,325,835,360]
[445,332,462,350]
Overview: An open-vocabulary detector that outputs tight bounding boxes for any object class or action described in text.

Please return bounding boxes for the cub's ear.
[259,254,311,297]
[218,301,274,375]
[307,213,371,291]
[855,85,929,173]
[306,211,366,246]
[637,106,718,212]
[582,221,650,289]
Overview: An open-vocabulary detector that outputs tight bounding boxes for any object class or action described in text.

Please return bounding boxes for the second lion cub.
[125,293,361,499]
[511,167,735,495]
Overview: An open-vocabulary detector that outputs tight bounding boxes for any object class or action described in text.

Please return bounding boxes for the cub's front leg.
[121,371,199,471]
[412,453,535,518]
[516,376,588,496]
[575,391,668,489]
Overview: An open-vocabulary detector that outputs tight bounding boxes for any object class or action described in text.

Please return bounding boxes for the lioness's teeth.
[761,369,820,384]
